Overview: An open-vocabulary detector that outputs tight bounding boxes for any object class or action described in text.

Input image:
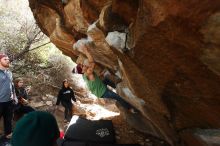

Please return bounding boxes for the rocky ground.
[28,94,168,146]
[1,93,220,146]
[0,93,167,146]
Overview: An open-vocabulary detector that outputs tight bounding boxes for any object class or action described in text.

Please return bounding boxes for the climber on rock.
[73,39,136,113]
[72,63,118,89]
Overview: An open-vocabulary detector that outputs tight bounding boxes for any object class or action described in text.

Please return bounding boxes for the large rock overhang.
[28,0,220,145]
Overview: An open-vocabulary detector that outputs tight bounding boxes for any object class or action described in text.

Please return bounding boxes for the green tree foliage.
[0,0,75,97]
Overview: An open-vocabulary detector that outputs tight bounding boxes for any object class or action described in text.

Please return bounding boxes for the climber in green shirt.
[83,71,107,98]
[74,39,136,112]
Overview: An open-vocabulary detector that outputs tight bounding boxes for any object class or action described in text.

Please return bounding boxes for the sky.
[0,0,35,29]
[0,0,33,18]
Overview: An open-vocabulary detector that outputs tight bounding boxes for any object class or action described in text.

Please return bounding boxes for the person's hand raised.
[80,43,89,53]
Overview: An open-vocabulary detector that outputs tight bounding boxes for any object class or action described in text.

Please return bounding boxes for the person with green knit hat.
[11,111,60,146]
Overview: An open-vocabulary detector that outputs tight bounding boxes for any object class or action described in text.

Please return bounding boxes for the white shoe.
[129,108,138,114]
[6,133,12,139]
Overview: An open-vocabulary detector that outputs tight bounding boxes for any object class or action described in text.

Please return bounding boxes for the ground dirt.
[0,96,168,146]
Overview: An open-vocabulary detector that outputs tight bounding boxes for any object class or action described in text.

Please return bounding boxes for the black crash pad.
[65,116,115,143]
[57,138,140,146]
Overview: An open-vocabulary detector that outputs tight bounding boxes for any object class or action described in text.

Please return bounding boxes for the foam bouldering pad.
[57,138,140,146]
[65,116,115,143]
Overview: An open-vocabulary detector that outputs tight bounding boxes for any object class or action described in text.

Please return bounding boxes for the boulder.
[28,0,220,145]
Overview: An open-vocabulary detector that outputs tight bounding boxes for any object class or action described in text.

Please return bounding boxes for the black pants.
[102,77,116,89]
[61,101,73,121]
[14,104,35,121]
[0,100,14,135]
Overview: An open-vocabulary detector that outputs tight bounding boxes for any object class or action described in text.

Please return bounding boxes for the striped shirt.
[0,69,13,102]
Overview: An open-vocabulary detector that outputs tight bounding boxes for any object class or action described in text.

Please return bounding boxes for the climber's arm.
[82,44,95,71]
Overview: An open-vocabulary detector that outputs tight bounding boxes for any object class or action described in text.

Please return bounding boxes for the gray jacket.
[0,69,14,102]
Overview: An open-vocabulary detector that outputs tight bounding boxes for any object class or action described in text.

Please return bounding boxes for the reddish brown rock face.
[28,0,220,145]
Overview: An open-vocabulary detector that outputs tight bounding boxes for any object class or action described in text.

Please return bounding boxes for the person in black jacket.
[56,79,76,122]
[14,78,35,121]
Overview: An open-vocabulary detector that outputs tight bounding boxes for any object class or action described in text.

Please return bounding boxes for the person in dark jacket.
[14,78,35,121]
[56,79,76,122]
[15,78,29,101]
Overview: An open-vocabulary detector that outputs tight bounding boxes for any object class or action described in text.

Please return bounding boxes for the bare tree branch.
[29,41,51,52]
[11,41,51,62]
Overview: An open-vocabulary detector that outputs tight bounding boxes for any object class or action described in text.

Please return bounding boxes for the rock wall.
[28,0,220,145]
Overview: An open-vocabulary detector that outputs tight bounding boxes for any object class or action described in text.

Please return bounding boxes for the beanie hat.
[0,53,7,60]
[11,111,60,146]
[75,64,83,74]
[72,64,83,74]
